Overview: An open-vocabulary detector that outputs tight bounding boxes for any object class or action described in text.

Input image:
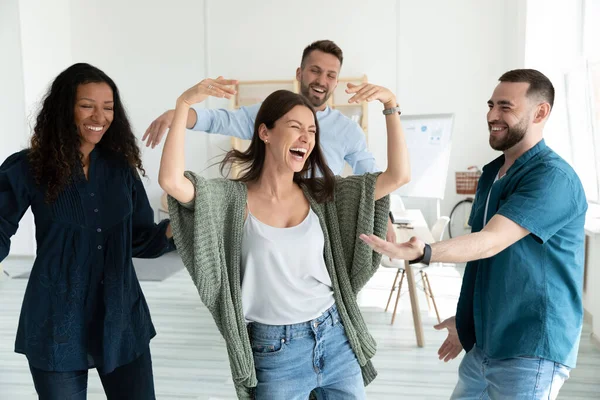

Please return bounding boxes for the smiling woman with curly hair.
[0,63,173,400]
[29,63,145,202]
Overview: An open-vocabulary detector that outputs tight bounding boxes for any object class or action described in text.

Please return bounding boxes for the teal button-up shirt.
[456,140,587,368]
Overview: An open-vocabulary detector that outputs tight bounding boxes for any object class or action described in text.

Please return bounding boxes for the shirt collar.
[316,106,331,117]
[483,139,547,176]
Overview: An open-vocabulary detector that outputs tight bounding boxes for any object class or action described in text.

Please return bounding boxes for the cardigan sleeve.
[0,151,32,262]
[333,173,390,293]
[167,171,232,309]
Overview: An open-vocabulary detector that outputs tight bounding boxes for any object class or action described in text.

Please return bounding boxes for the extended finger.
[142,122,154,142]
[348,85,374,103]
[145,123,159,147]
[444,346,462,362]
[438,340,451,357]
[152,122,169,148]
[204,85,234,99]
[442,344,461,362]
[150,121,166,148]
[213,77,239,87]
[209,81,238,95]
[353,86,379,103]
[345,82,367,94]
[359,234,389,252]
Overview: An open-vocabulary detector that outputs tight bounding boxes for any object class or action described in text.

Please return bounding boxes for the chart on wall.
[394,113,454,199]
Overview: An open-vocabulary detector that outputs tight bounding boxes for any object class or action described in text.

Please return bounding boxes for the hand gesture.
[179,76,238,107]
[386,218,397,245]
[142,77,237,148]
[434,316,463,362]
[345,82,396,106]
[359,234,425,261]
[142,109,175,148]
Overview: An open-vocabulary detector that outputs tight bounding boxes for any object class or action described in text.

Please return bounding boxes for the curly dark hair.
[29,63,144,202]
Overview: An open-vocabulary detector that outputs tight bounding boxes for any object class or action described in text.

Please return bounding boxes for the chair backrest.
[390,194,406,212]
[430,216,450,242]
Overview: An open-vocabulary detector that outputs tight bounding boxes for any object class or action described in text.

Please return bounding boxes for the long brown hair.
[29,63,144,203]
[220,90,335,203]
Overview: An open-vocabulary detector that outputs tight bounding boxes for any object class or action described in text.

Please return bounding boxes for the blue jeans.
[29,349,155,400]
[451,347,570,400]
[248,304,366,399]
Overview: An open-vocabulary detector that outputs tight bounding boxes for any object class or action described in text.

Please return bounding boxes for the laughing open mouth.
[290,147,308,160]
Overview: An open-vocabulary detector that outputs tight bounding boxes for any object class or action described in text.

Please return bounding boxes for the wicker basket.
[455,170,481,195]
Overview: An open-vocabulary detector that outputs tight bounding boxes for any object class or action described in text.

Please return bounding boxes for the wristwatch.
[409,243,432,265]
[382,105,401,115]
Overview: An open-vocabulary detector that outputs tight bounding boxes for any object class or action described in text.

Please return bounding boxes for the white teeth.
[312,87,325,93]
[491,126,505,131]
[85,125,103,132]
[290,147,307,154]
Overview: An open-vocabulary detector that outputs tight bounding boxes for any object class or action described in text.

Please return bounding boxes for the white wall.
[4,0,525,255]
[203,0,397,179]
[0,0,32,255]
[397,0,525,225]
[524,0,583,166]
[69,0,209,211]
[19,0,73,120]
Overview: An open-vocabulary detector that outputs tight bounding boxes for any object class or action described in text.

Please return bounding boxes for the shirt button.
[97,228,102,233]
[90,193,95,197]
[94,209,99,213]
[97,245,102,250]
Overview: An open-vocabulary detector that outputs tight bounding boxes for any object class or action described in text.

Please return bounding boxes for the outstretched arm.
[158,77,237,204]
[360,214,530,263]
[142,104,259,149]
[345,82,410,200]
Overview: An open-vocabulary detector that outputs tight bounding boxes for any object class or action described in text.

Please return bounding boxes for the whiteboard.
[394,113,454,199]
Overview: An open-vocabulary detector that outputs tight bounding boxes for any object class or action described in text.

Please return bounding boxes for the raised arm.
[142,94,257,149]
[158,77,237,204]
[344,122,379,175]
[346,82,410,200]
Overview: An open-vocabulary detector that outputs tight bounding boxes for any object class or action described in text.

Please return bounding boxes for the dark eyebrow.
[79,98,114,104]
[488,99,514,107]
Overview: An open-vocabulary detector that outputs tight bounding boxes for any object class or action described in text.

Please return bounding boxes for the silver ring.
[207,84,213,90]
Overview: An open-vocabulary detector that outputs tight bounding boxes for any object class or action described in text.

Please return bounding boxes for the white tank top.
[240,207,335,325]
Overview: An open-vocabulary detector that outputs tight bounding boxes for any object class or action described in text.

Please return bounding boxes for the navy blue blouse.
[0,149,174,373]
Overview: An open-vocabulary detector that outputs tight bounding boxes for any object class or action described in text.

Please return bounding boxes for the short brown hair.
[300,40,343,69]
[498,69,555,109]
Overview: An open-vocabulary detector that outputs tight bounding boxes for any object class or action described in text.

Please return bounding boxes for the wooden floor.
[1,257,599,399]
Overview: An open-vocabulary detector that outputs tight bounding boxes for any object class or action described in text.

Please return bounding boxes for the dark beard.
[489,118,527,151]
[299,82,330,108]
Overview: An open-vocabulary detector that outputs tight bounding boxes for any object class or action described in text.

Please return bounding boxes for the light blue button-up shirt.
[191,103,378,175]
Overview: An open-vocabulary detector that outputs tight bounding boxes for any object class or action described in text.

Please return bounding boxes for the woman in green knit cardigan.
[158,77,410,399]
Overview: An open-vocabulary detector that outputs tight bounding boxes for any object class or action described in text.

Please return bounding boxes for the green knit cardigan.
[168,171,390,399]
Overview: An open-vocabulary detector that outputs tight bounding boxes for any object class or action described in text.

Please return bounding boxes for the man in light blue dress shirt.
[144,40,398,241]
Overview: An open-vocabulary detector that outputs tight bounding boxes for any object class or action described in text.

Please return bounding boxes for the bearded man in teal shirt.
[361,69,588,400]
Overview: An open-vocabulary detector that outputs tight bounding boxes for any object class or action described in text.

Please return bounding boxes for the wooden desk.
[393,210,434,348]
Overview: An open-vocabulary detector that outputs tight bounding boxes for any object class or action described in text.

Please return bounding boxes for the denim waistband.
[247,304,340,341]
